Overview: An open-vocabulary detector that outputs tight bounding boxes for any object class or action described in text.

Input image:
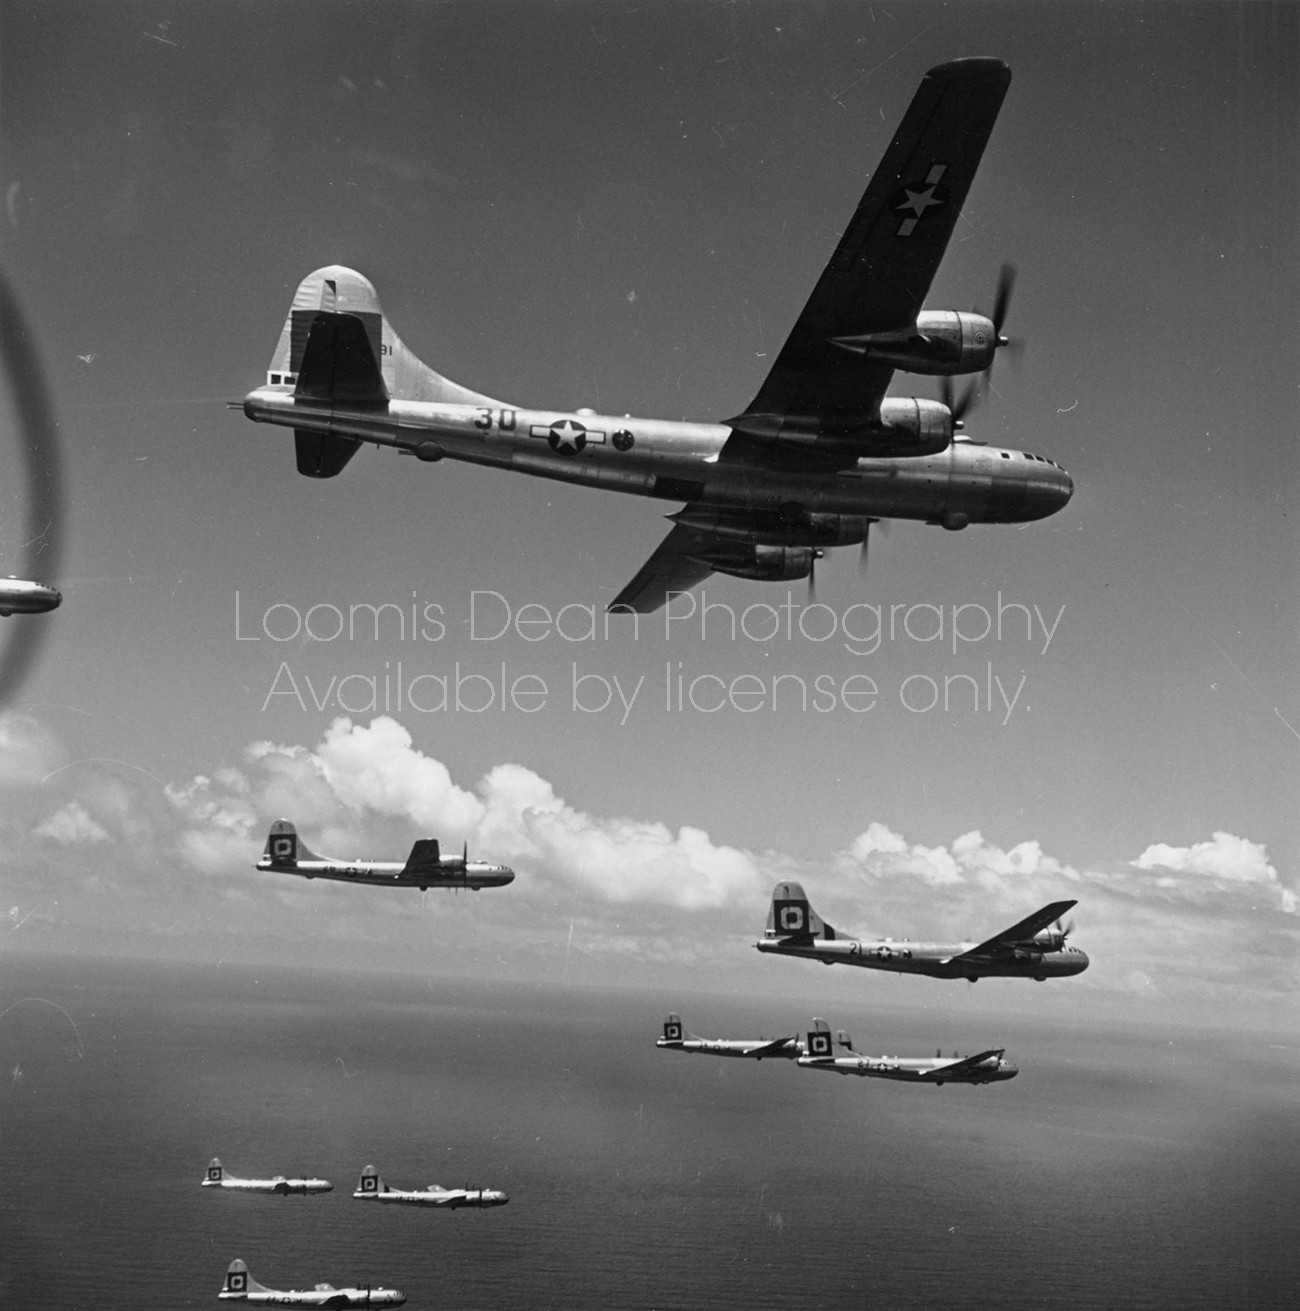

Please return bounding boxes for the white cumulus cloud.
[35,801,109,846]
[1132,831,1294,912]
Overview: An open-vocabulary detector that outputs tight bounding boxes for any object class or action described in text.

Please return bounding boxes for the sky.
[0,1,1295,1032]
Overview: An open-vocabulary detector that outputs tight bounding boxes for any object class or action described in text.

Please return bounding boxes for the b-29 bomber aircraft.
[201,1158,332,1195]
[797,1018,1017,1085]
[218,1259,405,1306]
[257,820,514,891]
[757,882,1088,982]
[353,1164,508,1209]
[240,58,1073,612]
[656,1012,803,1060]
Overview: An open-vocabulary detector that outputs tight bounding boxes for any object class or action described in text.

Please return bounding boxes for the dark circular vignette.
[0,267,66,705]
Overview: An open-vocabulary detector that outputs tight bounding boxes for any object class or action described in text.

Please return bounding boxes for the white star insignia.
[897,186,942,218]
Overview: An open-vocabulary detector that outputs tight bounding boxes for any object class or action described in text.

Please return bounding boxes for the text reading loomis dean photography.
[235,590,1067,724]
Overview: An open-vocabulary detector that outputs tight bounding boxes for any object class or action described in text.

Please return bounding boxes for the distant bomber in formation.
[796,1018,1017,1085]
[257,820,515,891]
[353,1164,508,1209]
[0,576,60,615]
[241,60,1075,613]
[656,1013,803,1060]
[757,882,1089,982]
[201,1158,332,1195]
[218,1259,405,1305]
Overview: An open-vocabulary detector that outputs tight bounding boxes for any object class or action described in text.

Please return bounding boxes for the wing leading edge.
[943,899,1077,965]
[727,57,1011,455]
[608,519,718,614]
[919,1048,1005,1078]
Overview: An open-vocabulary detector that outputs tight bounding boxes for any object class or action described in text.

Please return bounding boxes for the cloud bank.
[3,712,1294,1006]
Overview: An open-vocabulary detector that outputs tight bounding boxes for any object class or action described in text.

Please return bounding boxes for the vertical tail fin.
[221,1260,268,1297]
[662,1013,685,1043]
[262,266,504,479]
[805,1017,835,1058]
[836,1029,856,1052]
[262,819,322,867]
[204,1157,224,1185]
[265,266,505,407]
[356,1164,385,1196]
[765,881,836,940]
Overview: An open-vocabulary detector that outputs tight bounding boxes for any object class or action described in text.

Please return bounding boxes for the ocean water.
[1,955,1296,1309]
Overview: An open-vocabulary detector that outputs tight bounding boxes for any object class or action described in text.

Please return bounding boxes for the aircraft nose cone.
[1023,467,1073,520]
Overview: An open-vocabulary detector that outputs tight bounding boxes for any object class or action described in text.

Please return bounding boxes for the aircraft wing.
[943,899,1077,963]
[723,58,1010,464]
[608,519,719,614]
[747,1036,799,1058]
[402,838,442,872]
[920,1048,1004,1078]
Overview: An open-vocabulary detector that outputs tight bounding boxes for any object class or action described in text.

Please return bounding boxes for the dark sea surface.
[1,954,1296,1309]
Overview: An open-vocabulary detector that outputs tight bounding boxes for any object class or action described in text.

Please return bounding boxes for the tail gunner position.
[241,59,1072,612]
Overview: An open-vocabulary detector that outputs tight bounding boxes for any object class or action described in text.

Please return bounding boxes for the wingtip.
[927,56,1011,78]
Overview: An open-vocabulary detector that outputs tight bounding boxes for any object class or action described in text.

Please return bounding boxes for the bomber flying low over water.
[201,1158,332,1195]
[757,882,1088,982]
[656,1013,803,1060]
[240,58,1073,612]
[353,1164,508,1209]
[797,1018,1017,1085]
[218,1259,405,1306]
[257,820,514,891]
[0,576,61,615]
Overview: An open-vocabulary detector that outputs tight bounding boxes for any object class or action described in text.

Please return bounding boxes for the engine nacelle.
[693,543,820,582]
[671,508,871,547]
[726,398,951,457]
[1028,930,1066,953]
[874,397,954,456]
[831,311,997,376]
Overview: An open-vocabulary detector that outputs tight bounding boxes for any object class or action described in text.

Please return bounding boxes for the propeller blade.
[807,551,818,605]
[979,262,1019,396]
[941,375,980,424]
[992,262,1016,337]
[856,519,881,581]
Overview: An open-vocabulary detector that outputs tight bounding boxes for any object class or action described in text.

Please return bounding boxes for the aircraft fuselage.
[256,855,514,891]
[353,1186,507,1208]
[0,577,61,615]
[218,1291,404,1306]
[242,390,1072,533]
[203,1177,332,1195]
[655,1036,801,1059]
[756,935,1089,980]
[798,1053,1017,1083]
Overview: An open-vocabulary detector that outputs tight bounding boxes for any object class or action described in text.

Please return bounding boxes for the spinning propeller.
[940,263,1021,425]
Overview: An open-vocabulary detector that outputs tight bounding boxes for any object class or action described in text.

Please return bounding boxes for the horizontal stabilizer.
[294,430,362,478]
[295,312,388,406]
[290,312,385,479]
